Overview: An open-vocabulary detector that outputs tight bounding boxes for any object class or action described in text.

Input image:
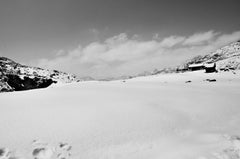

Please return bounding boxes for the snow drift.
[0,70,240,159]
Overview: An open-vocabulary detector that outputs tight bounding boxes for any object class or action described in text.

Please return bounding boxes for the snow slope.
[0,71,240,159]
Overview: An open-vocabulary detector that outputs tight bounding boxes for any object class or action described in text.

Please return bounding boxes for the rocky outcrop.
[5,74,55,91]
[0,79,12,92]
[0,57,78,92]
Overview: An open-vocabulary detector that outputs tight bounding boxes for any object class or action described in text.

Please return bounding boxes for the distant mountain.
[0,57,78,92]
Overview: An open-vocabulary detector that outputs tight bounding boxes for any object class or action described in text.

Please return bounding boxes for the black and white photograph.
[0,0,240,158]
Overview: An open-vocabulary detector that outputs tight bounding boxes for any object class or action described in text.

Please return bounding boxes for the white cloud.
[36,30,240,79]
[160,36,186,47]
[55,50,67,56]
[183,30,219,45]
[105,33,128,46]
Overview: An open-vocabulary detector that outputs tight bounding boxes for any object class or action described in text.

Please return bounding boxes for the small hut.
[204,63,216,73]
[188,63,204,71]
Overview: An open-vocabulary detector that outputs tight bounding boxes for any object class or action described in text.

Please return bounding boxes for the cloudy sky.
[0,0,239,78]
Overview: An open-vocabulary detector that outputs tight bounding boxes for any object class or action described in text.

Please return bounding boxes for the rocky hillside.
[177,41,240,71]
[0,57,78,92]
[133,41,240,79]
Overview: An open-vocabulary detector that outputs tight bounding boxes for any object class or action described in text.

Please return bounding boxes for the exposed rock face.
[0,80,12,92]
[6,74,55,91]
[0,57,78,92]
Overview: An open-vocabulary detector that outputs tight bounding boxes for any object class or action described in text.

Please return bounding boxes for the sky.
[0,0,239,78]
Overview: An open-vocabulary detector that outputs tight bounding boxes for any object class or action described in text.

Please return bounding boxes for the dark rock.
[205,79,217,82]
[32,148,46,156]
[0,79,13,92]
[6,74,54,91]
[0,148,4,156]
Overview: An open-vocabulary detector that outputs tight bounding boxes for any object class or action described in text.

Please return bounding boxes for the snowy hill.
[132,42,240,78]
[178,41,240,71]
[0,57,78,92]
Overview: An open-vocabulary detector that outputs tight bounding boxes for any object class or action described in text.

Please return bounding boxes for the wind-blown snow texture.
[0,70,240,159]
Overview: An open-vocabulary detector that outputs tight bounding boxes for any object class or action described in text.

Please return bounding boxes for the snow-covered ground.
[1,71,240,159]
